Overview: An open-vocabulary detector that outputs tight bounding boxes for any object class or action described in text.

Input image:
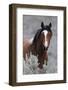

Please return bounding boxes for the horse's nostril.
[43,46,48,51]
[45,47,48,50]
[43,46,46,50]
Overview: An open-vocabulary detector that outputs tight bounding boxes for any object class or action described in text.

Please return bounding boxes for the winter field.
[23,15,57,75]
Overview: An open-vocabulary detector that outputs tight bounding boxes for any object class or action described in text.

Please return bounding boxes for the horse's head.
[41,22,52,51]
[32,22,52,55]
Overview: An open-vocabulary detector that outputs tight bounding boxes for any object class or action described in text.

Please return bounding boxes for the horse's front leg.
[38,56,44,69]
[45,52,48,65]
[42,51,48,65]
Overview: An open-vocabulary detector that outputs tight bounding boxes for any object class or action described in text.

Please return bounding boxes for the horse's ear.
[49,22,52,28]
[41,22,44,29]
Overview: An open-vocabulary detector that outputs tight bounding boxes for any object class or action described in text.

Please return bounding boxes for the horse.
[23,22,52,69]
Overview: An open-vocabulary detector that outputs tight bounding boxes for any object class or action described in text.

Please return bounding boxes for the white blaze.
[43,30,48,47]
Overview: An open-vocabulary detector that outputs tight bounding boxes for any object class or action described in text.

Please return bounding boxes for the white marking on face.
[29,37,33,44]
[43,30,48,47]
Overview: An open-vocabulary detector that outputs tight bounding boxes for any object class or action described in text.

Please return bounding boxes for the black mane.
[33,28,43,43]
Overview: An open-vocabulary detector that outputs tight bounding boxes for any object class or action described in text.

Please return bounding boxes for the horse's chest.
[38,51,47,60]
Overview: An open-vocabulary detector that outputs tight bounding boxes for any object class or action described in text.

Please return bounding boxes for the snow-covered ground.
[23,15,57,74]
[23,54,48,75]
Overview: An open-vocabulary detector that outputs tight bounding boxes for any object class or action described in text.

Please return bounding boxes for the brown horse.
[23,22,52,69]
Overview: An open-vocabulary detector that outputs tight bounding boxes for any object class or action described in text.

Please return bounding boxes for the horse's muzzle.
[45,47,48,51]
[43,46,48,51]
